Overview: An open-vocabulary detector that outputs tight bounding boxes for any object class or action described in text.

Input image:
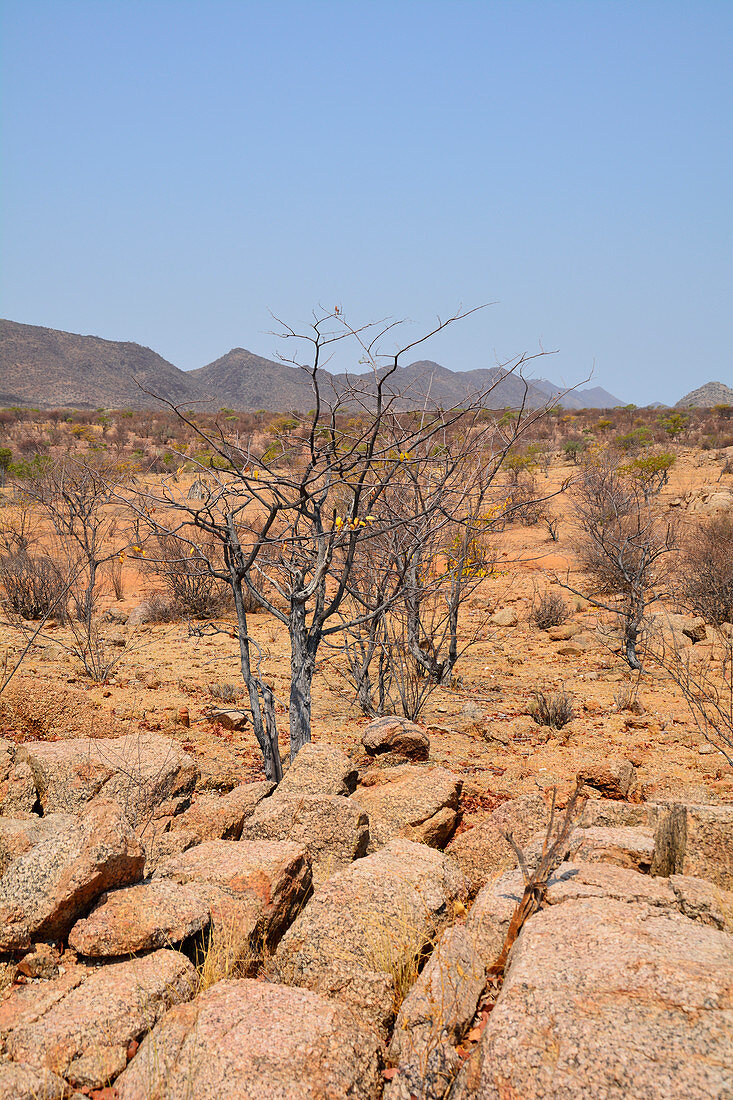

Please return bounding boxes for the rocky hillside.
[676,380,733,407]
[1,319,625,411]
[0,319,200,410]
[188,347,313,411]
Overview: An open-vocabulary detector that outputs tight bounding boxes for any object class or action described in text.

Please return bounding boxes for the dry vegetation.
[0,395,732,807]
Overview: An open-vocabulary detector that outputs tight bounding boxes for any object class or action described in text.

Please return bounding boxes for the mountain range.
[0,319,628,412]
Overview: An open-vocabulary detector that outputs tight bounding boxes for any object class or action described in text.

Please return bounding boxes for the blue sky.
[1,0,731,405]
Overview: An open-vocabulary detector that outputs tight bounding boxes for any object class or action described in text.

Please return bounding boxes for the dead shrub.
[528,689,574,729]
[677,513,733,625]
[148,533,230,619]
[531,591,568,630]
[0,550,68,621]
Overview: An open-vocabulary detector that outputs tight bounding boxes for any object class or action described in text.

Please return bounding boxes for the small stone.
[578,758,637,800]
[547,623,578,641]
[682,617,707,643]
[362,716,430,761]
[209,707,249,730]
[490,607,517,627]
[16,942,62,980]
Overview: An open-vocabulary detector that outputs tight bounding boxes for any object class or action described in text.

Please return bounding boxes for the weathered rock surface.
[578,797,658,829]
[68,878,210,956]
[565,825,656,872]
[274,839,467,1034]
[15,732,197,824]
[154,838,311,947]
[352,765,462,851]
[0,739,37,817]
[0,813,74,875]
[362,716,431,761]
[239,793,369,884]
[115,978,382,1100]
[275,741,358,798]
[387,919,484,1064]
[4,949,195,1090]
[169,780,274,841]
[0,799,145,950]
[0,1063,72,1100]
[451,897,733,1100]
[577,757,637,799]
[464,869,524,967]
[654,802,733,889]
[446,794,549,896]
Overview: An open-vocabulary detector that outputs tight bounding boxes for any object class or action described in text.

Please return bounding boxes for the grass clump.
[528,689,574,729]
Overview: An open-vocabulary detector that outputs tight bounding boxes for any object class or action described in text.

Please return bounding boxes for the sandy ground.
[1,446,731,826]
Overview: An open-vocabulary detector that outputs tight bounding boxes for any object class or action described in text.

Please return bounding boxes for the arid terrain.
[0,399,731,1099]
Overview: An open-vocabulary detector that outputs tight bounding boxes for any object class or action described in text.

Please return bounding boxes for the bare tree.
[561,455,678,670]
[128,308,556,779]
[654,627,733,766]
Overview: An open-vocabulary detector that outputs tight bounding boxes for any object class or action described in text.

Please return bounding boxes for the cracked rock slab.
[275,741,358,798]
[0,799,145,950]
[115,978,382,1100]
[4,949,196,1090]
[451,896,733,1100]
[274,839,467,1035]
[352,765,462,852]
[68,878,211,956]
[153,838,311,948]
[169,780,274,842]
[16,732,197,824]
[446,794,549,896]
[239,793,369,884]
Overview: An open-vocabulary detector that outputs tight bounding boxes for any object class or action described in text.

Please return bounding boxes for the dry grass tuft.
[195,921,259,993]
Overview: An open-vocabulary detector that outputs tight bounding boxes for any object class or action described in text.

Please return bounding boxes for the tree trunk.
[231,572,283,782]
[289,601,317,761]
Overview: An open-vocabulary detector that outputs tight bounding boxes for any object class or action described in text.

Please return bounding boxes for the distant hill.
[188,348,313,411]
[531,379,624,410]
[0,319,626,412]
[0,320,199,409]
[675,381,733,408]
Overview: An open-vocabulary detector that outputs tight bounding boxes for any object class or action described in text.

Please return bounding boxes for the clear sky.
[1,0,731,405]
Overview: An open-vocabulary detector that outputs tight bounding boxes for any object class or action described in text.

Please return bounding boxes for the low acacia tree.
[130,309,554,779]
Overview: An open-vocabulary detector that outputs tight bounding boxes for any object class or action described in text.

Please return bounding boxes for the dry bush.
[0,550,68,621]
[148,532,231,619]
[208,681,243,703]
[505,471,545,526]
[531,591,568,630]
[528,689,574,729]
[677,513,733,625]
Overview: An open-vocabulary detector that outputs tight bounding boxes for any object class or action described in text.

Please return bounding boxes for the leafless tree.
[561,455,678,670]
[128,308,557,779]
